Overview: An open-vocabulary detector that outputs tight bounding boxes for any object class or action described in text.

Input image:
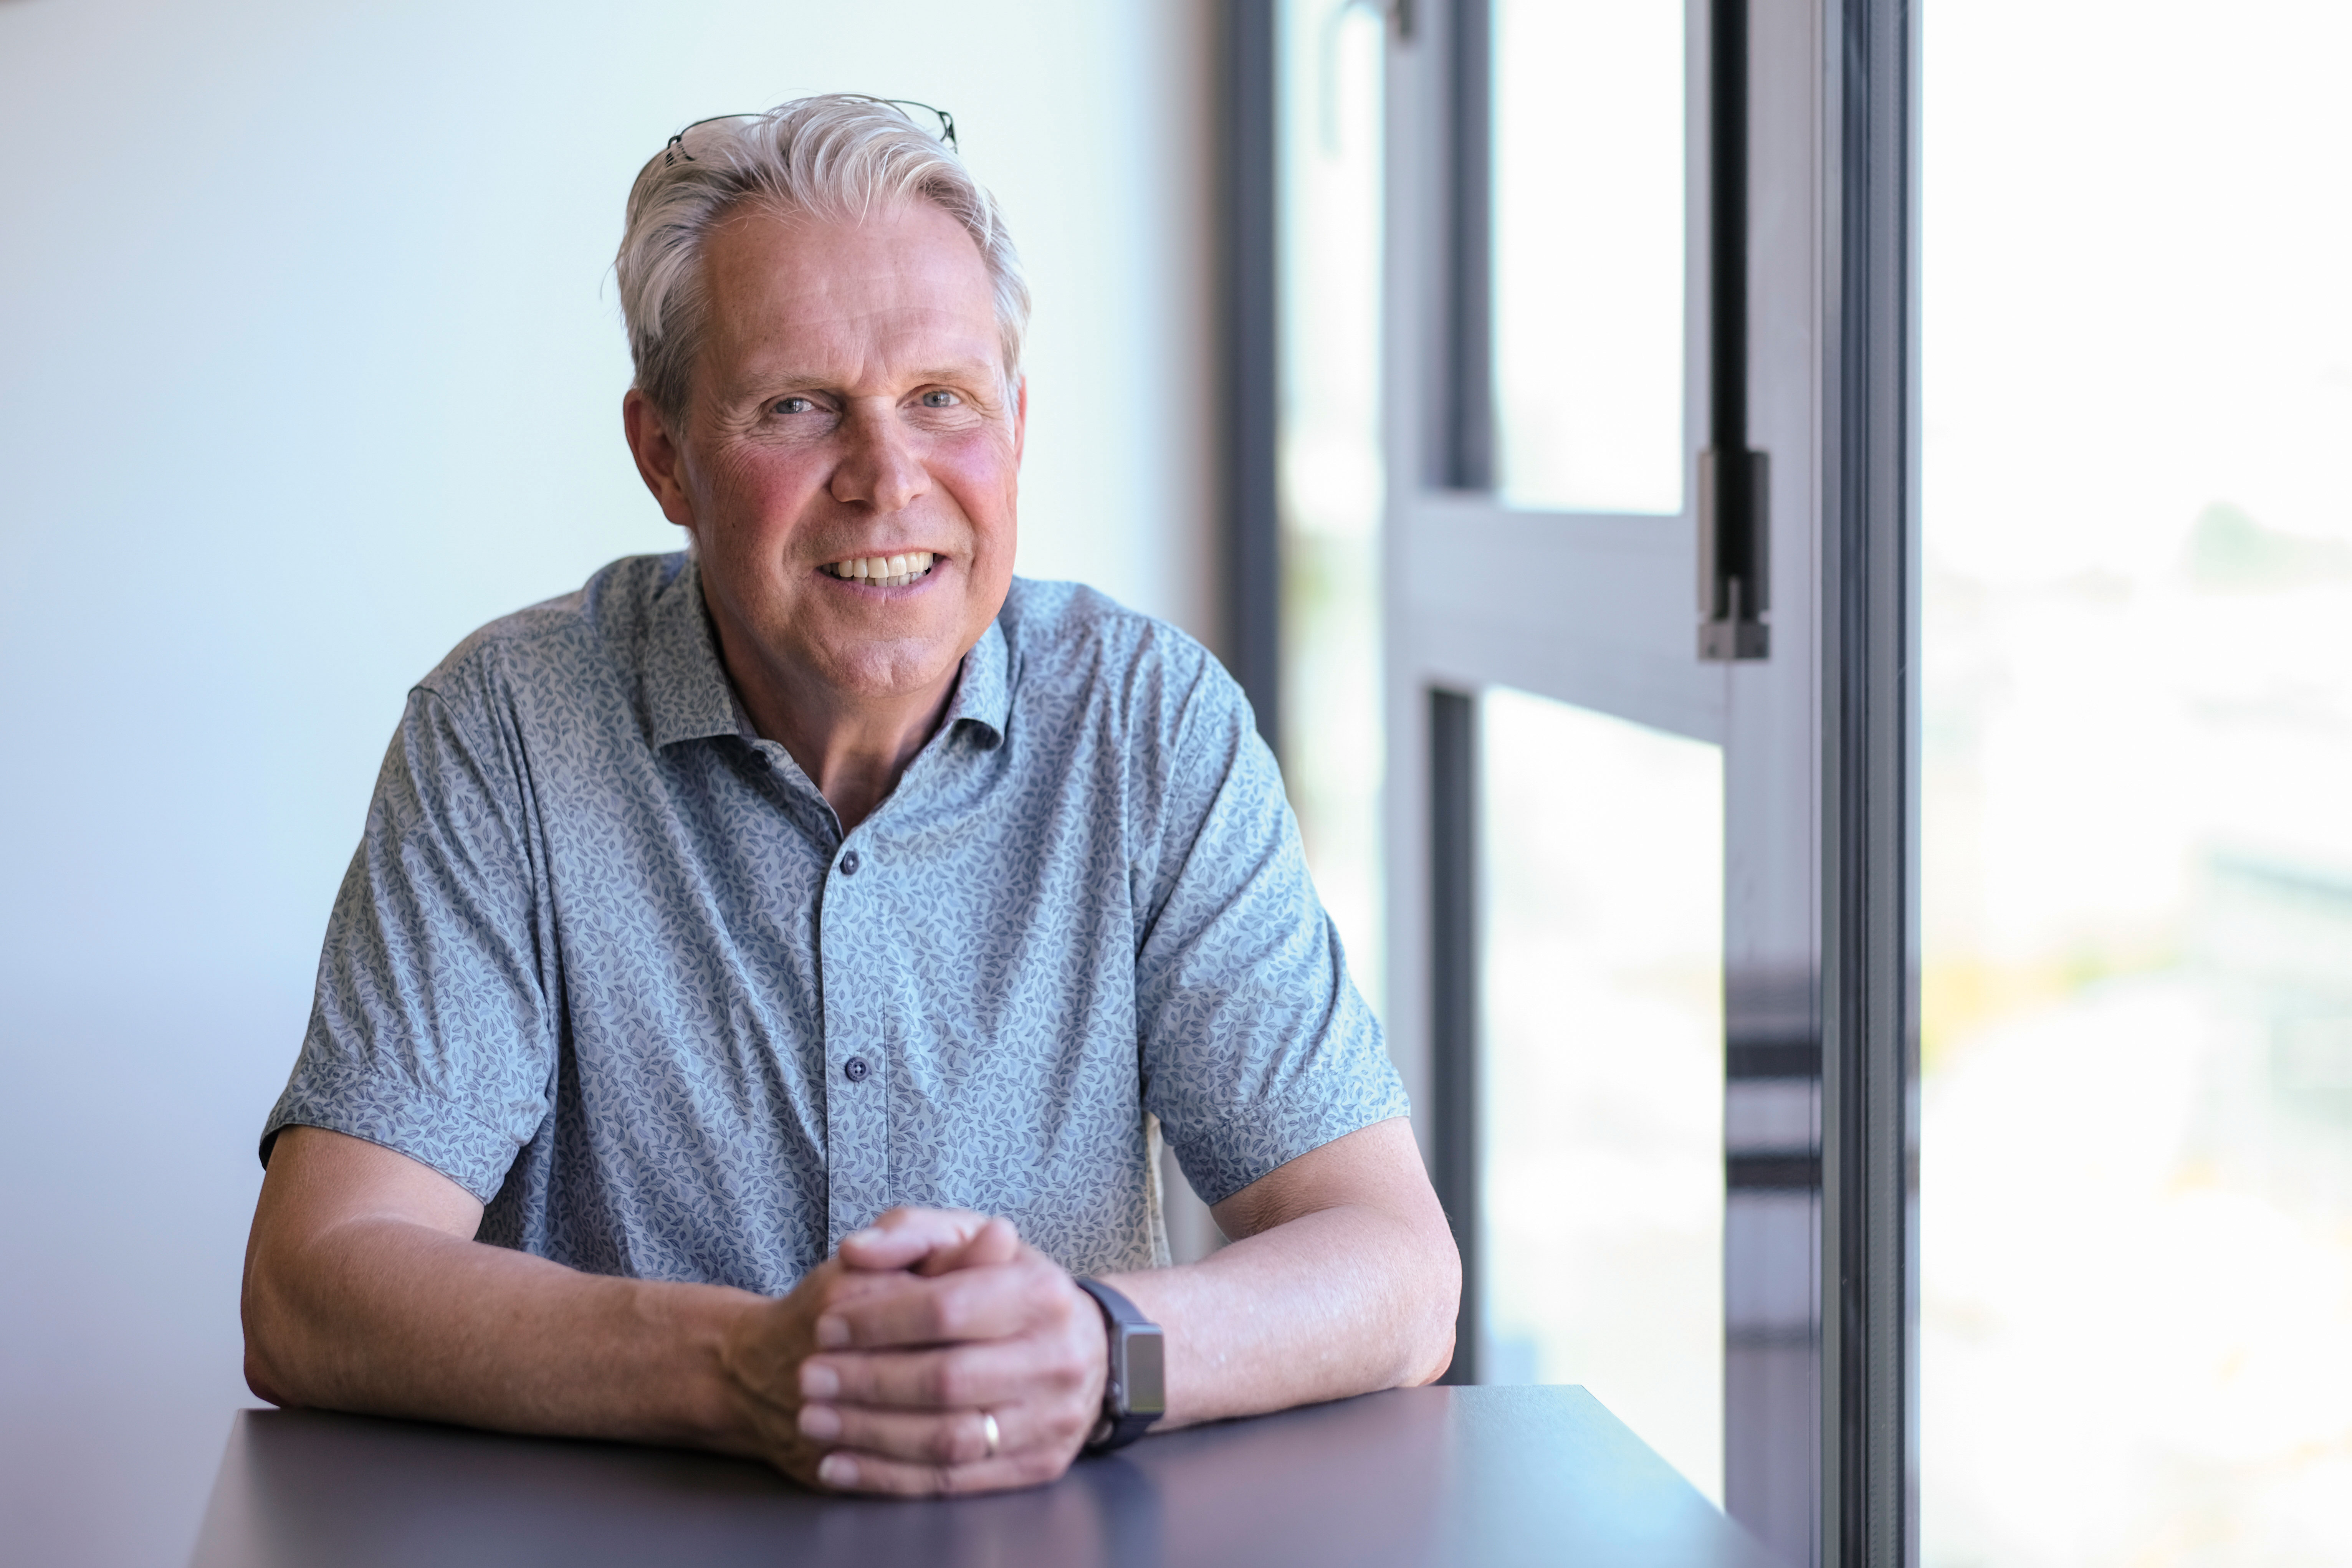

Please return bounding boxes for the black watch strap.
[1072,1277,1165,1451]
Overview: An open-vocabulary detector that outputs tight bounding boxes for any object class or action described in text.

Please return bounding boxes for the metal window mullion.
[1820,0,1919,1563]
[1224,0,1284,759]
[1444,0,1494,490]
[1427,686,1481,1385]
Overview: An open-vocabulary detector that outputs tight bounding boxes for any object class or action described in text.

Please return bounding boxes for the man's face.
[627,200,1023,706]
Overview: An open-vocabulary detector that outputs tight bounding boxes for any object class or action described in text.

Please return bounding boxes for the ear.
[622,389,698,532]
[1010,375,1028,467]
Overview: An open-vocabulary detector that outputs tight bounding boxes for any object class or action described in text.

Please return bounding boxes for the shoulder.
[412,552,680,722]
[996,577,1248,739]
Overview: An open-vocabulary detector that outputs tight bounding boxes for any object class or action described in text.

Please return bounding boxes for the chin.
[821,636,966,698]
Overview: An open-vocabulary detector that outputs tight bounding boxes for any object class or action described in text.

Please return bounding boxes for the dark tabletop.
[188,1385,1783,1568]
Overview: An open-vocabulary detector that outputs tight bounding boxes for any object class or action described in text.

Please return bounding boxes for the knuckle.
[929,1423,968,1464]
[933,1283,981,1337]
[1043,1349,1087,1393]
[1049,1280,1089,1329]
[906,1289,949,1340]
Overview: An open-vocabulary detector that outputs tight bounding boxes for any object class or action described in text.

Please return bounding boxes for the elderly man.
[241,94,1458,1497]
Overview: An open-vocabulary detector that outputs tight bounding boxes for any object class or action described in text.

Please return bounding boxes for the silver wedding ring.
[980,1410,1001,1460]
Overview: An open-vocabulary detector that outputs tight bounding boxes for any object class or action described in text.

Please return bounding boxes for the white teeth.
[828,551,936,584]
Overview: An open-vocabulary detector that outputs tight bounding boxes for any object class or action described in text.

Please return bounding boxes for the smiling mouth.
[823,550,938,587]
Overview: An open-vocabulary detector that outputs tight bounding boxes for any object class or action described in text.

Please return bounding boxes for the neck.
[711,620,960,834]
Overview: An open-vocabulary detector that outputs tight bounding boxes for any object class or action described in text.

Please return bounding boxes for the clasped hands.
[719,1207,1111,1495]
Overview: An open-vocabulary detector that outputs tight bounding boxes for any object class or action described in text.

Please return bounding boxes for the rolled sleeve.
[262,681,557,1202]
[1134,667,1410,1206]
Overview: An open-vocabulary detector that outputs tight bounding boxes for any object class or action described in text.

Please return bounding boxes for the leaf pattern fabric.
[262,553,1406,1289]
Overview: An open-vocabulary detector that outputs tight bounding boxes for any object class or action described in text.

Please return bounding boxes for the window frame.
[1360,0,1921,1561]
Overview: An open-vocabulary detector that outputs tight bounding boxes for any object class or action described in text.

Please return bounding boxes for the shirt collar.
[644,555,1011,751]
[642,555,741,750]
[944,617,1010,746]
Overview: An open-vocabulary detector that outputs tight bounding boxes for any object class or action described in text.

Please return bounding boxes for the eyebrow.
[740,359,1000,390]
[733,363,1008,405]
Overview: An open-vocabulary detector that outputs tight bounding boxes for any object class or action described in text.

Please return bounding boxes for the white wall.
[0,4,1217,1563]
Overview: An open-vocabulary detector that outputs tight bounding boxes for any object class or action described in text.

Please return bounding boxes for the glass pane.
[1490,0,1685,514]
[1923,3,2352,1563]
[1481,687,1724,1499]
[1278,0,1387,1006]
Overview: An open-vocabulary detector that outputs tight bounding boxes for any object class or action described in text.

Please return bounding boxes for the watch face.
[1121,1325,1166,1417]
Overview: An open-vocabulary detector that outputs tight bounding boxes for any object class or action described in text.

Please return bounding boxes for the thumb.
[836,1207,993,1271]
[911,1214,1023,1276]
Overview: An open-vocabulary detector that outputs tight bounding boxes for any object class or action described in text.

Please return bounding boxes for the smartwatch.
[1072,1277,1165,1451]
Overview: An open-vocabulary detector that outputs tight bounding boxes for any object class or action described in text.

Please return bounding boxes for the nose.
[829,401,929,514]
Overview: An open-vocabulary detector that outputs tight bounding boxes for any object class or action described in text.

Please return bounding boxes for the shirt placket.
[817,833,890,1250]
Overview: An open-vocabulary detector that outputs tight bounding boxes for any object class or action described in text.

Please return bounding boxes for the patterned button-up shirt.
[263,553,1404,1288]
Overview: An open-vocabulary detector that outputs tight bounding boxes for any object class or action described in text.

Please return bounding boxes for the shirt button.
[839,850,861,877]
[843,1056,871,1083]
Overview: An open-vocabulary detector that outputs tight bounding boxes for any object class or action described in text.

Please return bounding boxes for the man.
[241,94,1458,1497]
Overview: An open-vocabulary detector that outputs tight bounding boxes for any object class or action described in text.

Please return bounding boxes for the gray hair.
[615,94,1031,425]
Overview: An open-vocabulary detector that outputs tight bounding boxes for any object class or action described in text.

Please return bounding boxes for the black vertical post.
[1826,0,1919,1561]
[1428,688,1480,1385]
[1224,0,1284,758]
[1709,0,1749,460]
[1446,0,1494,490]
[1699,0,1770,661]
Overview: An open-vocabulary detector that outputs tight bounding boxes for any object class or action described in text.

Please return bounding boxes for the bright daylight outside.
[1277,0,1386,1006]
[1922,3,2352,1563]
[1492,0,1684,514]
[1481,692,1725,1502]
[1481,0,1719,1503]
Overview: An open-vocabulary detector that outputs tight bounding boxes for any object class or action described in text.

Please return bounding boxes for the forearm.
[243,1214,763,1451]
[1103,1197,1457,1429]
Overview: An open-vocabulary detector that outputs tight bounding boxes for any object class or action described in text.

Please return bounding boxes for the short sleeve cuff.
[261,1059,525,1203]
[1171,1064,1414,1208]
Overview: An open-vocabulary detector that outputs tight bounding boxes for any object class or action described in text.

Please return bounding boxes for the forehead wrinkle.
[696,203,1002,405]
[705,203,991,318]
[721,307,1001,390]
[720,337,1002,394]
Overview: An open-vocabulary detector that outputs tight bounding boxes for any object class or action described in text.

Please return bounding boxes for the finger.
[734,1266,936,1403]
[836,1208,992,1272]
[913,1215,1022,1277]
[798,1398,1079,1468]
[802,1332,1084,1411]
[814,1444,1069,1498]
[818,1260,1067,1350]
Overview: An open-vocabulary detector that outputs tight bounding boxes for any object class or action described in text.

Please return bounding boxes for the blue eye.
[774,397,815,415]
[922,390,959,408]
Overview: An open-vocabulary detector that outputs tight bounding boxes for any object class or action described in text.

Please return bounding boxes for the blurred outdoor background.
[1919,3,2352,1563]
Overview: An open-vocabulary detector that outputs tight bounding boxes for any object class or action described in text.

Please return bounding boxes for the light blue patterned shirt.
[264,552,1404,1289]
